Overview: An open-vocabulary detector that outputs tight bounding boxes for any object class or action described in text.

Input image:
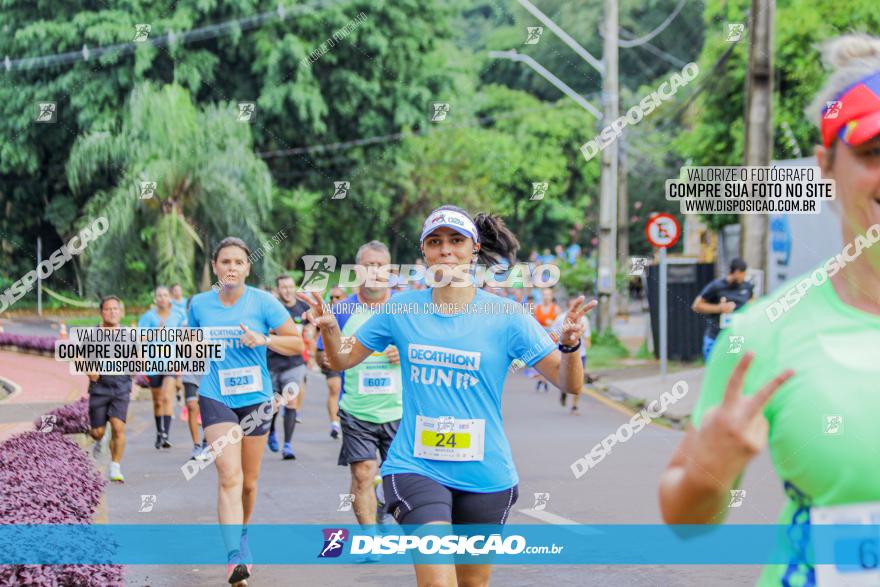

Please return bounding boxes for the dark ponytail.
[473,213,519,267]
[427,205,520,267]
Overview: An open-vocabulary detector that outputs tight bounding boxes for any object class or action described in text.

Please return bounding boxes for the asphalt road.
[94,369,784,587]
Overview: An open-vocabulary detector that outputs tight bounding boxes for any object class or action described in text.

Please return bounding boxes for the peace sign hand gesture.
[295,291,340,334]
[558,296,598,347]
[692,352,794,488]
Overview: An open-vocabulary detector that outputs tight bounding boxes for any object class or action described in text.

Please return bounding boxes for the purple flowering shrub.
[0,333,56,353]
[0,404,125,586]
[32,397,91,434]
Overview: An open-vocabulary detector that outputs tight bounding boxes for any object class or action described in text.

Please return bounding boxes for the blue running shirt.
[138,307,187,329]
[138,307,187,376]
[355,288,555,492]
[187,286,291,408]
[171,297,188,313]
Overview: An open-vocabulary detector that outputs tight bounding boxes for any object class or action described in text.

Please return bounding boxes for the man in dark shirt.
[266,274,311,459]
[691,258,755,361]
[86,296,134,483]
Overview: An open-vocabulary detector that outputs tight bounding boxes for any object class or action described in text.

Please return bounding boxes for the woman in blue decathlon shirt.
[300,205,595,587]
[187,237,303,586]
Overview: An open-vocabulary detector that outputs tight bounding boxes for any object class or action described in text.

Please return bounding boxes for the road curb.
[0,376,22,403]
[586,381,690,431]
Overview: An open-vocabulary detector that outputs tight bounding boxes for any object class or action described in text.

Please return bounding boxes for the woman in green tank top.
[659,33,880,586]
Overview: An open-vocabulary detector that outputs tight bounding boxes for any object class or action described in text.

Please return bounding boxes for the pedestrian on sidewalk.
[691,258,754,362]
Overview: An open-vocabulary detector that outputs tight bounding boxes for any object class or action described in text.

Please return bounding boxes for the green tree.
[66,83,277,295]
[0,0,457,285]
[674,0,880,230]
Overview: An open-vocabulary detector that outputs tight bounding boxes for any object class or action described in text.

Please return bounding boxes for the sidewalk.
[0,316,61,338]
[0,350,87,443]
[604,367,705,422]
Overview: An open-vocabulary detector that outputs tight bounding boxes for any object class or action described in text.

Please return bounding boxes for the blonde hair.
[807,33,880,129]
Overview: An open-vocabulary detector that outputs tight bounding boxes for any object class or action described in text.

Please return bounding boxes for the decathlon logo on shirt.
[409,344,481,370]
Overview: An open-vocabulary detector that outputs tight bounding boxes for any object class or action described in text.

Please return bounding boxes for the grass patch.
[64,315,140,327]
[634,339,653,360]
[587,329,631,370]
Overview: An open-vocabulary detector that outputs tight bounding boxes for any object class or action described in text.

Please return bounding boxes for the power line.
[629,35,687,68]
[257,95,600,159]
[617,0,688,48]
[2,0,348,73]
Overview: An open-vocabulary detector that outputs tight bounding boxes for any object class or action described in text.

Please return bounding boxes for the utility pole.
[617,132,629,317]
[596,0,619,333]
[741,0,774,274]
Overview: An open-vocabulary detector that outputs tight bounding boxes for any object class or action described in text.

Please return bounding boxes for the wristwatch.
[262,334,271,346]
[558,340,582,353]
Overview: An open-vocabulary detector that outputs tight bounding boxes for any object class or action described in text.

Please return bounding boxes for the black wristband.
[558,340,582,354]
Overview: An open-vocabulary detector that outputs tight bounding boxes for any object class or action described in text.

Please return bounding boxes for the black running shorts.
[383,472,518,525]
[198,396,271,436]
[337,409,399,466]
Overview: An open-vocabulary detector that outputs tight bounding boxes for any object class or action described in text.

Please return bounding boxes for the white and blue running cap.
[419,209,479,243]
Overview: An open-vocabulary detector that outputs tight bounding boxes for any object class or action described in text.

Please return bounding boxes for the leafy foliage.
[66,83,276,295]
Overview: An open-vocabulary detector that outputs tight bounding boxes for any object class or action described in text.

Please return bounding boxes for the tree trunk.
[72,258,83,297]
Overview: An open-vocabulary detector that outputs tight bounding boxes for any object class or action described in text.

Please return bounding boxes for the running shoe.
[282,443,296,460]
[295,415,303,424]
[190,444,203,460]
[571,405,579,415]
[198,442,211,461]
[92,437,104,460]
[227,551,251,585]
[373,475,385,508]
[330,421,341,439]
[109,462,124,483]
[161,433,173,449]
[374,475,387,524]
[154,433,163,450]
[267,433,279,452]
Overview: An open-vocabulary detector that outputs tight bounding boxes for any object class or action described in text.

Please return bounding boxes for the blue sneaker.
[282,442,296,460]
[267,433,279,453]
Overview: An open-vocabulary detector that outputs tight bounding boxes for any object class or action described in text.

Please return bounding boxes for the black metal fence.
[646,261,717,361]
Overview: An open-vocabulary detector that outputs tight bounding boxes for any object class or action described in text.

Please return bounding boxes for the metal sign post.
[645,214,681,378]
[37,237,42,317]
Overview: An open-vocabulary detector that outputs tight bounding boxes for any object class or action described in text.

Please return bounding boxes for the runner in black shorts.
[86,296,134,483]
[138,285,187,449]
[187,237,304,586]
[317,286,347,439]
[181,372,208,460]
[321,241,403,533]
[266,274,310,459]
